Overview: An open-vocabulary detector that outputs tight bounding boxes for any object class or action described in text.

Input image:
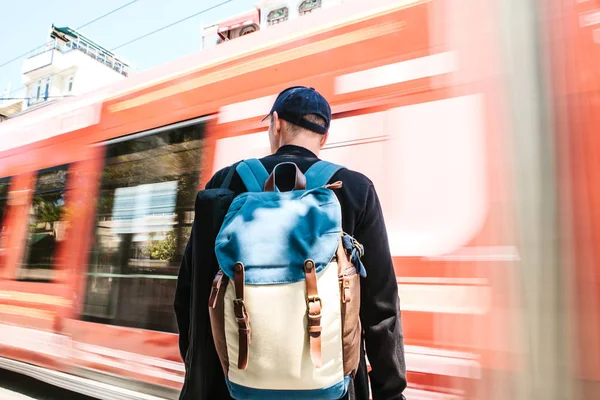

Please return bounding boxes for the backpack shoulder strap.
[305,160,344,189]
[235,158,269,192]
[219,161,241,189]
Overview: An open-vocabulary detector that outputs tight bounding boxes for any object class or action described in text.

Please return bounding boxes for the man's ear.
[320,132,329,148]
[272,111,281,138]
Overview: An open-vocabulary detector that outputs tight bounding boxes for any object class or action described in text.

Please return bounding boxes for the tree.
[143,226,191,262]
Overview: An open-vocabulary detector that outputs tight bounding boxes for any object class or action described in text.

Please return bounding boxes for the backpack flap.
[215,188,341,284]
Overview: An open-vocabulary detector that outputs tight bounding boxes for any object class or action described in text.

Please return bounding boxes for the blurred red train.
[0,0,598,399]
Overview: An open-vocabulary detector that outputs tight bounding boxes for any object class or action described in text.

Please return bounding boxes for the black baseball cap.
[262,86,331,134]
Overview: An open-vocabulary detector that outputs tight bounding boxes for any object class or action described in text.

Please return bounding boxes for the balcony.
[21,42,58,75]
[22,39,129,77]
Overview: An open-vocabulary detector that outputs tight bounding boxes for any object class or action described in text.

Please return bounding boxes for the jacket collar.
[274,145,318,159]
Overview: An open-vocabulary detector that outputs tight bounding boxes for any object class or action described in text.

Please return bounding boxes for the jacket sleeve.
[354,183,407,400]
[173,169,226,362]
[174,222,194,362]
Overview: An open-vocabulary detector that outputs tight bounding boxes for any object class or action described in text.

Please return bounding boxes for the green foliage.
[143,227,191,262]
[144,231,176,261]
[36,199,63,223]
[30,194,65,228]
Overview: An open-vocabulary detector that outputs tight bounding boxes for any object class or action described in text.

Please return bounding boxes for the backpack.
[207,158,367,399]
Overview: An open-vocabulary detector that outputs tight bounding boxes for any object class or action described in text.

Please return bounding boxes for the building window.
[240,26,257,36]
[43,78,50,100]
[35,81,41,101]
[299,0,322,15]
[267,7,289,25]
[67,77,74,93]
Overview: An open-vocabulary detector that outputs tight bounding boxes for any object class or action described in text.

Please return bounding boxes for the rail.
[26,39,129,77]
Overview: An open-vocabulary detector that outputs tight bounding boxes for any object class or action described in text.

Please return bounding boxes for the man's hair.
[273,114,327,136]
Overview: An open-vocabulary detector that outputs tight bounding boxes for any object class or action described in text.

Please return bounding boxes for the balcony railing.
[27,94,49,107]
[26,39,129,77]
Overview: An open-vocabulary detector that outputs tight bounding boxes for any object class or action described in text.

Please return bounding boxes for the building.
[201,0,342,49]
[0,85,25,120]
[0,25,131,119]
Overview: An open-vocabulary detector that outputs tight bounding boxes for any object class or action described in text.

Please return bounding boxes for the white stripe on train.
[73,342,185,372]
[69,351,185,384]
[398,283,491,314]
[334,51,458,94]
[403,388,467,400]
[216,51,458,124]
[218,94,277,124]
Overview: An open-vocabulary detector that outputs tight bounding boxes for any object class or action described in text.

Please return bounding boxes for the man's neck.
[279,139,321,157]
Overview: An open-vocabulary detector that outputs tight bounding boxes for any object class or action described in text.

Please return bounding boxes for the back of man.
[175,86,406,400]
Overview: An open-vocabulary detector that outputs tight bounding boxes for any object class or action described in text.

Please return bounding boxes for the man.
[175,86,406,400]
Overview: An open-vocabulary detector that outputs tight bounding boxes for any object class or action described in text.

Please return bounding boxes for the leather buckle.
[306,295,322,308]
[306,295,322,319]
[233,298,247,318]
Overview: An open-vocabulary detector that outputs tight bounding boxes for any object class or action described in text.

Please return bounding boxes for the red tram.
[0,0,598,399]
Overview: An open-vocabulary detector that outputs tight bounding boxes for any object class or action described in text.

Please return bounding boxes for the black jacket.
[175,145,407,400]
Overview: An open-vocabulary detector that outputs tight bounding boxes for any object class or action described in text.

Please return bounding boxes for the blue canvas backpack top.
[208,158,367,400]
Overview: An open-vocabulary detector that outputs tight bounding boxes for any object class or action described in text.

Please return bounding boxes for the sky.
[0,0,257,97]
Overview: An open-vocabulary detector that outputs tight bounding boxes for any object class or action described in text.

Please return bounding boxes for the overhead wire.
[111,0,233,51]
[77,0,141,30]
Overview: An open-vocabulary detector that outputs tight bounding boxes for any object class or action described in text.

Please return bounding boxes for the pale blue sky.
[0,0,256,97]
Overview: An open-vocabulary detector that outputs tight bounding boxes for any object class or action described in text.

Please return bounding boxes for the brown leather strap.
[264,162,307,192]
[233,262,250,370]
[324,181,343,190]
[209,270,225,308]
[304,259,322,368]
[342,279,352,303]
[336,240,353,303]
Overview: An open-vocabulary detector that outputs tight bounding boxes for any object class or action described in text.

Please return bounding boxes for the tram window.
[0,177,10,226]
[83,120,205,333]
[0,177,11,259]
[18,166,69,282]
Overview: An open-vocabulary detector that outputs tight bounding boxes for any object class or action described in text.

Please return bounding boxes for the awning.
[51,25,120,61]
[217,9,260,38]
